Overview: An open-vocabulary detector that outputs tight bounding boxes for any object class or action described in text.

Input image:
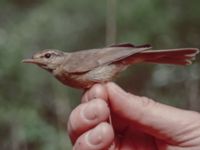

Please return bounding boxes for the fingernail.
[87,125,103,145]
[83,102,97,121]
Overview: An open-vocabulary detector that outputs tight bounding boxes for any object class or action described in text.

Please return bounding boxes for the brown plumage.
[22,43,199,89]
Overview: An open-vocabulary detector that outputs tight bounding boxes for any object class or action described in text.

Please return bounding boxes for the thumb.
[106,82,200,145]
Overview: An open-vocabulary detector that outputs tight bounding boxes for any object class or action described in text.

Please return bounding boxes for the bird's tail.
[123,48,199,65]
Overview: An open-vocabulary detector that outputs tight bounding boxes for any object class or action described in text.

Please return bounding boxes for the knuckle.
[69,105,80,120]
[88,84,107,100]
[67,108,78,131]
[139,96,156,108]
[73,123,113,150]
[90,99,110,120]
[87,123,113,148]
[93,98,108,110]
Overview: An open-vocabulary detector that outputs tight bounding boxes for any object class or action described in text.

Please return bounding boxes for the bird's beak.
[22,59,37,64]
[22,59,44,66]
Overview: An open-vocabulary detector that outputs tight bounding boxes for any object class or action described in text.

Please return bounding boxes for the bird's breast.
[53,64,126,89]
[54,72,89,89]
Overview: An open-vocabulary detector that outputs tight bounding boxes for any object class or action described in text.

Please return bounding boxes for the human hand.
[67,82,200,150]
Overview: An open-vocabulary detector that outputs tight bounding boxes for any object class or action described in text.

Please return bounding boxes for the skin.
[68,82,200,150]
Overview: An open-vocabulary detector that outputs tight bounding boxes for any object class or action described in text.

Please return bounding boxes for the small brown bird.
[22,43,199,89]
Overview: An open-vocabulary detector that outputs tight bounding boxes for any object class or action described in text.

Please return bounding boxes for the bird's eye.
[44,53,51,58]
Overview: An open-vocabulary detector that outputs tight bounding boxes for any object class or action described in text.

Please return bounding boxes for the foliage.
[0,0,199,149]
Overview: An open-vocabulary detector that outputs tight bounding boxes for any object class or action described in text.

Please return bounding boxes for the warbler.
[22,43,199,89]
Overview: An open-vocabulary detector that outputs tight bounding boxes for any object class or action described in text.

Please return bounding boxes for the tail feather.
[145,57,192,65]
[121,48,199,66]
[143,48,199,65]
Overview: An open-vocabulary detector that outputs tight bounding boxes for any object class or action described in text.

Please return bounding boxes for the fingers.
[106,82,200,145]
[73,122,114,150]
[69,84,114,149]
[82,84,108,103]
[68,99,110,143]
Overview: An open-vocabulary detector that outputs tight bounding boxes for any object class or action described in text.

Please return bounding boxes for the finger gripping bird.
[22,43,199,89]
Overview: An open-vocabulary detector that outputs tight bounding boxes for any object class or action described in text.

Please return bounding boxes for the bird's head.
[22,49,66,72]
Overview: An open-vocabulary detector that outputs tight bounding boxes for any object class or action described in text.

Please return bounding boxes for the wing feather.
[63,46,151,73]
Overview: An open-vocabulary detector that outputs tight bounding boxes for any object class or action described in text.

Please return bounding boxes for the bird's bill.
[22,59,37,63]
[22,59,44,65]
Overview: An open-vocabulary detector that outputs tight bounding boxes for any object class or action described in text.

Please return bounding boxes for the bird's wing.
[63,43,151,73]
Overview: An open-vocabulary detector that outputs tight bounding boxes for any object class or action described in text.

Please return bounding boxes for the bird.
[22,43,199,89]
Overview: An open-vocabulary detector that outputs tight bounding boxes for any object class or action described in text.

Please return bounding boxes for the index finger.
[81,84,108,103]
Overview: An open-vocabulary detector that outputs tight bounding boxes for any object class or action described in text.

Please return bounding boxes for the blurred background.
[0,0,199,149]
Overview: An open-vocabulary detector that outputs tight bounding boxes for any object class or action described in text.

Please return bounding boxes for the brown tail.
[123,48,199,65]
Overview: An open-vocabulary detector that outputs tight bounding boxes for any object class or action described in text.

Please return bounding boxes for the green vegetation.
[0,0,199,149]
